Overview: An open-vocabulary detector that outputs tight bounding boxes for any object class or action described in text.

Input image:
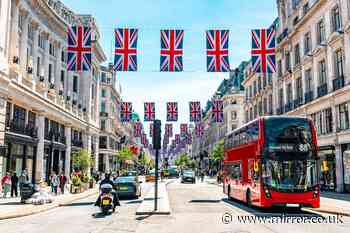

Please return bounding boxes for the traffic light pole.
[154,148,159,211]
[152,119,161,212]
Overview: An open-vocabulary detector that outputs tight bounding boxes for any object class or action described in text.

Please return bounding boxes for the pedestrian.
[18,170,28,189]
[50,172,59,195]
[1,172,11,198]
[10,172,19,197]
[59,173,67,194]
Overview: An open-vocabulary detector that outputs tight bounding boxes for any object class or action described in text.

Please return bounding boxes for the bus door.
[248,159,260,203]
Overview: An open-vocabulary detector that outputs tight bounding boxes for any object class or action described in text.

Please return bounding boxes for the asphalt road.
[0,179,349,233]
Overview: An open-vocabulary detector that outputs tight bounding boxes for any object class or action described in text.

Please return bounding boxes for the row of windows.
[225,121,259,149]
[246,94,273,122]
[278,5,343,76]
[277,50,344,109]
[246,74,273,99]
[301,103,350,137]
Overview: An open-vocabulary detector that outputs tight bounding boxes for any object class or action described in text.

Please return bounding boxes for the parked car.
[181,170,196,184]
[113,176,141,199]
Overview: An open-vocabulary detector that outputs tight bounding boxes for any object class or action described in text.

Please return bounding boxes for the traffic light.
[153,120,161,150]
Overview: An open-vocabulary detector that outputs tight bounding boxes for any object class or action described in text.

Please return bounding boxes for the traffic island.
[136,182,171,215]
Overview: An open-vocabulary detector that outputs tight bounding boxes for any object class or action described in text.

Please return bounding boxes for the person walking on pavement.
[10,172,19,197]
[50,172,59,195]
[59,173,67,194]
[1,172,11,198]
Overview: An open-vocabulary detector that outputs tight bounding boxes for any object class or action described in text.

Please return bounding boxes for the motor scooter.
[99,183,114,215]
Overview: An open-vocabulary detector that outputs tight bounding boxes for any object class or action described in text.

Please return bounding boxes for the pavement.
[0,179,349,233]
[135,180,171,215]
[205,177,350,217]
[0,187,98,220]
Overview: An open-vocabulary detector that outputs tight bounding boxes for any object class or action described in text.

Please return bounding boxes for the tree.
[174,153,192,169]
[210,139,225,172]
[72,149,91,173]
[210,139,224,162]
[116,147,134,169]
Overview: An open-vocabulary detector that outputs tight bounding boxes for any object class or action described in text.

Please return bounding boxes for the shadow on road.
[91,212,115,218]
[124,200,142,204]
[189,199,221,203]
[0,201,23,206]
[61,201,95,207]
[135,214,153,221]
[222,198,324,218]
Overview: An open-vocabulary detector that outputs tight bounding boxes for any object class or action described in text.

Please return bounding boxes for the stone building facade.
[0,0,106,183]
[273,0,350,192]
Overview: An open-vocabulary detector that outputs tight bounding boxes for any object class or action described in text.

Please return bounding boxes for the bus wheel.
[246,190,252,208]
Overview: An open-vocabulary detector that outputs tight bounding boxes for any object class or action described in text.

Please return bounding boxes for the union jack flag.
[120,102,132,122]
[114,28,138,71]
[134,122,142,137]
[141,133,147,146]
[165,123,173,137]
[206,30,230,72]
[175,134,180,144]
[166,102,178,122]
[195,123,204,137]
[251,28,276,73]
[144,102,155,122]
[67,26,92,71]
[211,100,224,123]
[180,123,188,137]
[189,101,201,122]
[186,133,192,145]
[160,30,184,72]
[163,136,169,145]
[149,123,154,137]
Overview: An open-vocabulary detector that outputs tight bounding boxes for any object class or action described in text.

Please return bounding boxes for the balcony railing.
[333,76,345,92]
[284,102,294,112]
[71,139,83,147]
[100,112,108,117]
[276,107,284,115]
[304,91,314,104]
[277,28,288,43]
[317,83,328,98]
[44,130,66,144]
[294,97,303,108]
[7,121,38,138]
[99,143,107,149]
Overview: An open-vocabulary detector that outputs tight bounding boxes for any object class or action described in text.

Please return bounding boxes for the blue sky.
[62,0,277,138]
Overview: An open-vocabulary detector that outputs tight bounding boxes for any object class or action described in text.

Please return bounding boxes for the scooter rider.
[95,173,120,212]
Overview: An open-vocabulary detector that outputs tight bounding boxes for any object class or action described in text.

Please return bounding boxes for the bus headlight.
[264,186,271,198]
[312,186,319,198]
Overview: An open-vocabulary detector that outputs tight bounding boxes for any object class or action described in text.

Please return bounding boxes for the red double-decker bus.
[223,116,320,208]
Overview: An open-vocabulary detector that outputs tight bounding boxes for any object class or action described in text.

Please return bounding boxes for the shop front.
[319,145,337,191]
[43,143,66,182]
[341,144,350,193]
[4,135,38,183]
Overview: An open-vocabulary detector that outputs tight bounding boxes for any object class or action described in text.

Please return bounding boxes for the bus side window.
[230,162,242,180]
